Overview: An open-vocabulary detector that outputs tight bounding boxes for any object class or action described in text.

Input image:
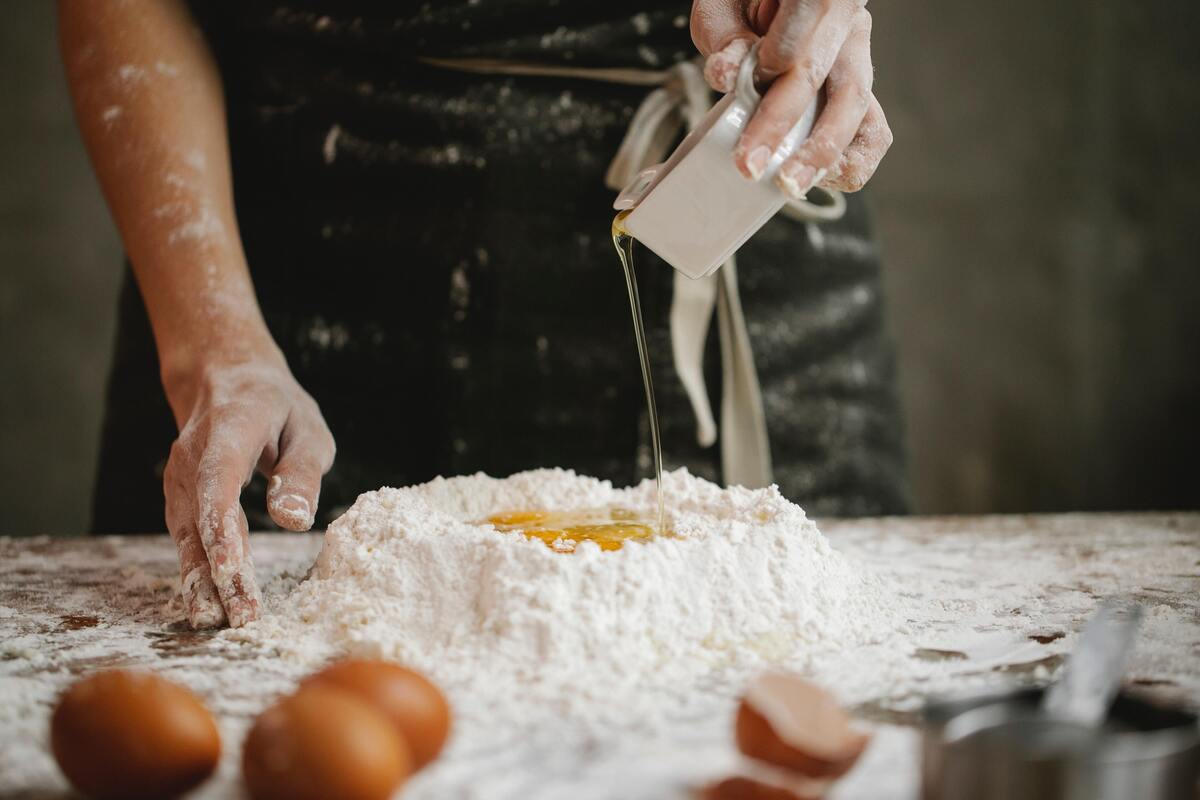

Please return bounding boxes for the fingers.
[734,3,857,179]
[776,9,874,199]
[176,535,227,629]
[755,0,854,82]
[703,37,756,93]
[691,0,753,56]
[748,0,782,33]
[266,413,335,532]
[165,451,226,629]
[822,93,893,192]
[160,366,332,630]
[692,0,758,92]
[195,425,264,628]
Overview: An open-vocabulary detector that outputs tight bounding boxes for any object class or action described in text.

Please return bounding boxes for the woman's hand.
[60,0,334,629]
[691,0,893,198]
[163,353,335,629]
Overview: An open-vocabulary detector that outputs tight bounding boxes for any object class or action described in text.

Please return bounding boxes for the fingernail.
[224,594,258,628]
[743,146,771,181]
[703,55,736,94]
[271,493,313,529]
[222,572,262,628]
[182,567,226,629]
[778,164,818,200]
[704,39,751,93]
[190,596,226,629]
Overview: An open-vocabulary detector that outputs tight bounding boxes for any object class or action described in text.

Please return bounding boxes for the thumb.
[267,423,334,531]
[691,0,758,92]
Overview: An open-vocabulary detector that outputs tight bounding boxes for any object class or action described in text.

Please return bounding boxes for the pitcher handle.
[734,42,764,106]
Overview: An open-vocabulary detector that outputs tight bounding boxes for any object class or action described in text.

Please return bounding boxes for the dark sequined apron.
[91,0,908,533]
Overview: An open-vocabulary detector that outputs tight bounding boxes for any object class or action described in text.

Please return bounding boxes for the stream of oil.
[612,210,665,534]
[476,213,665,552]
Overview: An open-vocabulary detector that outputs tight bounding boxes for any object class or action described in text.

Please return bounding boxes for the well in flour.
[232,469,896,733]
[483,508,663,552]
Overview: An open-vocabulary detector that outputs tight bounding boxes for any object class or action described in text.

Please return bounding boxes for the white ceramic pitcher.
[613,45,820,280]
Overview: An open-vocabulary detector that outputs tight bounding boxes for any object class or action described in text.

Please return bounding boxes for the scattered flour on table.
[232,469,902,732]
[4,481,1198,799]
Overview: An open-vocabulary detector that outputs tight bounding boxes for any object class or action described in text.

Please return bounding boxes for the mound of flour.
[234,469,896,731]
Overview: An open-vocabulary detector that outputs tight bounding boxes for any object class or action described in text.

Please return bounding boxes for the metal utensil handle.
[1041,598,1143,727]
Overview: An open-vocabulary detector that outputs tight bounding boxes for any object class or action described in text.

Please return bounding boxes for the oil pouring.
[480,215,667,554]
[605,43,821,513]
[485,46,822,552]
[473,212,666,553]
[613,209,665,534]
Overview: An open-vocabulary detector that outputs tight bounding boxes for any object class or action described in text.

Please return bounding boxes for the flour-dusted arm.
[59,0,335,628]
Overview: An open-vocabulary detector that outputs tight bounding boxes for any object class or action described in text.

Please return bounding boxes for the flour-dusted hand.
[690,0,892,198]
[60,1,337,629]
[163,358,335,628]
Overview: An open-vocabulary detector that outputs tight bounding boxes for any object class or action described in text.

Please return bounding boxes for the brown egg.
[242,685,412,800]
[50,669,220,800]
[302,659,451,769]
[735,673,870,778]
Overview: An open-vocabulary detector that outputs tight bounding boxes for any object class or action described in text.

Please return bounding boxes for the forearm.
[58,0,280,423]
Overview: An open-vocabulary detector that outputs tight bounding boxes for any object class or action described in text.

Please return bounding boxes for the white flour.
[2,491,1197,799]
[234,469,899,734]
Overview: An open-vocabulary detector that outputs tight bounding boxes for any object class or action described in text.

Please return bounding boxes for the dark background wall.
[871,1,1200,513]
[2,2,124,536]
[2,2,1197,534]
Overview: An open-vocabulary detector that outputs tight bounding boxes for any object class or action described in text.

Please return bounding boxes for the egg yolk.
[485,508,661,552]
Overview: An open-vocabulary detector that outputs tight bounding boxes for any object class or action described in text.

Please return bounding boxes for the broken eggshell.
[735,673,871,778]
[702,761,833,800]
